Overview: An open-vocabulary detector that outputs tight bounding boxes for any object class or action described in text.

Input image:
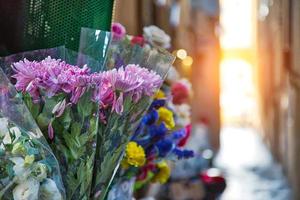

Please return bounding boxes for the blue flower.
[150,99,166,110]
[142,109,158,125]
[148,123,168,139]
[173,148,194,159]
[155,139,174,157]
[171,128,186,140]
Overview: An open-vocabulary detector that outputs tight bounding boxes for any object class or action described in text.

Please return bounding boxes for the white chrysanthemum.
[143,25,171,49]
[40,178,63,200]
[13,178,39,200]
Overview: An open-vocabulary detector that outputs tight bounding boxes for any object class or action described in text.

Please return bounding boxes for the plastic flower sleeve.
[79,28,175,199]
[0,68,65,200]
[107,178,135,200]
[1,46,102,200]
[79,28,112,72]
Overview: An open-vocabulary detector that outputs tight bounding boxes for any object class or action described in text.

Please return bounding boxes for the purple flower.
[97,65,162,114]
[48,121,54,140]
[112,92,124,114]
[12,57,163,116]
[12,59,42,102]
[12,57,91,103]
[91,73,114,108]
[111,22,126,40]
[69,74,90,104]
[100,67,143,113]
[125,64,163,98]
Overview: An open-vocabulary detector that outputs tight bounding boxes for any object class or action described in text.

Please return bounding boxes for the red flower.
[178,124,192,147]
[131,36,145,47]
[200,169,226,184]
[171,81,189,104]
[137,162,156,181]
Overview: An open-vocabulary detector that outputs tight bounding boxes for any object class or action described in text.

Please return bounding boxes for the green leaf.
[36,113,51,130]
[6,161,15,178]
[88,117,97,138]
[23,93,41,119]
[71,122,82,137]
[78,134,89,147]
[43,97,60,115]
[60,107,72,130]
[77,92,93,118]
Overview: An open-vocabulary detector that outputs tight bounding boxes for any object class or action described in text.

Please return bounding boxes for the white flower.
[143,25,171,49]
[10,127,22,142]
[0,118,8,137]
[39,178,63,200]
[13,178,39,200]
[3,133,12,144]
[9,157,31,183]
[166,66,180,83]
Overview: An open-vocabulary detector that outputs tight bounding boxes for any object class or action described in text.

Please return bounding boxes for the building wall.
[256,0,300,198]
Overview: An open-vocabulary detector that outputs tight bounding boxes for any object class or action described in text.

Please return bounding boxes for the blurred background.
[113,0,298,199]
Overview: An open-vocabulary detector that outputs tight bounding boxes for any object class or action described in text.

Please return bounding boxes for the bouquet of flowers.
[105,25,194,200]
[0,23,174,200]
[79,25,175,199]
[1,47,105,199]
[0,68,65,200]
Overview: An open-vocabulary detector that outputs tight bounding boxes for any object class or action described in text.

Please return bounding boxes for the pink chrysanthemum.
[12,57,91,103]
[12,57,163,115]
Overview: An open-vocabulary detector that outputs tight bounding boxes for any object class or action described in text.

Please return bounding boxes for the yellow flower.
[158,107,175,130]
[152,161,171,184]
[123,142,146,167]
[155,90,165,99]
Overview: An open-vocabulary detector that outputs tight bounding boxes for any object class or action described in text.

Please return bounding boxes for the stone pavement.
[216,127,292,200]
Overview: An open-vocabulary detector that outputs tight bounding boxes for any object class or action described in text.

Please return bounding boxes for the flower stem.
[0,178,17,199]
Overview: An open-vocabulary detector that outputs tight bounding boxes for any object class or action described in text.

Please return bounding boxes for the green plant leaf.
[77,92,93,118]
[36,113,51,130]
[71,122,82,137]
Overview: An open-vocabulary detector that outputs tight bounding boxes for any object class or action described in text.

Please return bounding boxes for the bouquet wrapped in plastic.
[106,177,136,200]
[79,25,175,199]
[1,47,104,200]
[104,25,194,200]
[0,68,65,200]
[1,22,175,199]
